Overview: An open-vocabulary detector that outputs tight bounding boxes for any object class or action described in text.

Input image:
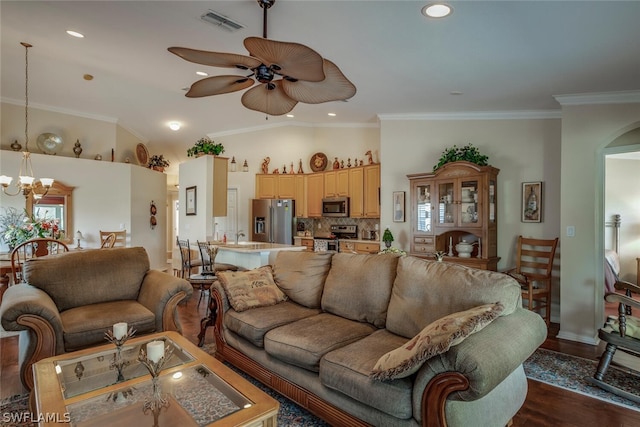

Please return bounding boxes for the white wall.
[0,150,167,269]
[558,100,640,344]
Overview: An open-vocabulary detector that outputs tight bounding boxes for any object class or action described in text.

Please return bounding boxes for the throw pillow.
[370,302,504,381]
[217,266,287,312]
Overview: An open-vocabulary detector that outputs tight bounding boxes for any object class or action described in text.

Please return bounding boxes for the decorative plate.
[310,152,328,172]
[136,143,149,166]
[36,133,63,155]
[150,202,157,215]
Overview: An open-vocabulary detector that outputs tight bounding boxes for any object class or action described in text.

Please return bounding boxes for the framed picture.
[186,186,197,216]
[393,191,405,222]
[521,182,542,223]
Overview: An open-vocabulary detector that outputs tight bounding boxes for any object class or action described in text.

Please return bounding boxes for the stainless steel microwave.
[322,197,349,217]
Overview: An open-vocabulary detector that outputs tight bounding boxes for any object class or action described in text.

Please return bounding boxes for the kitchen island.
[214,242,306,270]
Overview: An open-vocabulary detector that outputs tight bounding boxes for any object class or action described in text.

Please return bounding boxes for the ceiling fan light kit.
[169,0,355,116]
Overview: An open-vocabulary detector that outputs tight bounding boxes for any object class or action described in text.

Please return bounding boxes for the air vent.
[201,10,245,32]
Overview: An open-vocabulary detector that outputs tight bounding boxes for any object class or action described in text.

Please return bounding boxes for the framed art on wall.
[393,191,405,222]
[186,186,197,216]
[521,182,542,223]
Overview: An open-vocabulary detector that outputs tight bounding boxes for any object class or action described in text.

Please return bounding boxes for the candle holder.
[138,345,174,416]
[447,240,454,257]
[105,326,136,382]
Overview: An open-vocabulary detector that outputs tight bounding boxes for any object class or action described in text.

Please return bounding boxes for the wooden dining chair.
[10,238,69,284]
[506,236,558,326]
[100,233,117,248]
[99,230,126,247]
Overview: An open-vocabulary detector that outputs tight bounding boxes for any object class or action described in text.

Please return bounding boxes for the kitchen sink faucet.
[236,230,245,244]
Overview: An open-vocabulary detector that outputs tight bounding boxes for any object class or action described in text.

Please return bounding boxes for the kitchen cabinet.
[363,164,380,218]
[324,169,349,197]
[407,161,500,270]
[348,167,364,217]
[295,175,306,217]
[307,173,324,217]
[294,237,314,251]
[255,174,295,199]
[339,240,380,254]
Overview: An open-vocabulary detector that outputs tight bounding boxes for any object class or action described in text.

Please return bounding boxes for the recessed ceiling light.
[66,30,84,38]
[328,113,336,117]
[286,114,294,118]
[450,91,463,95]
[168,121,181,131]
[422,3,452,18]
[196,71,209,76]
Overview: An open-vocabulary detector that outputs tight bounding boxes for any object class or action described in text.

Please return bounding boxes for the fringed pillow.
[370,302,504,381]
[217,266,287,312]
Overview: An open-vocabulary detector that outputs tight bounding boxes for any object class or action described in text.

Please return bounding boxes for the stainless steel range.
[313,225,358,252]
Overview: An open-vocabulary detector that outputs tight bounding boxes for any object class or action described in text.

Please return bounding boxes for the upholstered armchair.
[0,247,192,390]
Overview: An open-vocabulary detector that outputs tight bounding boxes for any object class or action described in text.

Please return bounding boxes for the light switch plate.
[566,226,575,237]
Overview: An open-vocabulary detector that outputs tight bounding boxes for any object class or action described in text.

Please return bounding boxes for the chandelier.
[0,42,54,198]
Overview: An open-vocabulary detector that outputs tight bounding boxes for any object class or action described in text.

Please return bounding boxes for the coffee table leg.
[198,293,218,347]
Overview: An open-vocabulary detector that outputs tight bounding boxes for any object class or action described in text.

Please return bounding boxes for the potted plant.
[382,227,394,249]
[433,143,489,171]
[0,207,61,249]
[187,137,225,157]
[148,154,170,172]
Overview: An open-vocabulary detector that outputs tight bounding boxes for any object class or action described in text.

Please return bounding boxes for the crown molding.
[553,90,640,106]
[377,110,561,121]
[209,120,378,138]
[1,97,119,123]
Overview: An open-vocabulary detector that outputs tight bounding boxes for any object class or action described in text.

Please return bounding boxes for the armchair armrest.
[138,270,193,332]
[413,308,546,424]
[0,283,64,389]
[613,280,640,295]
[605,291,640,309]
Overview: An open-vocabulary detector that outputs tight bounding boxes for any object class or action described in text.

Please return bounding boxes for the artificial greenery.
[187,137,225,157]
[382,228,394,243]
[433,143,489,171]
[148,154,170,168]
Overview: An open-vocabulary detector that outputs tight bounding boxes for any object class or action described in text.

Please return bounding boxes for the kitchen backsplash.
[297,217,380,240]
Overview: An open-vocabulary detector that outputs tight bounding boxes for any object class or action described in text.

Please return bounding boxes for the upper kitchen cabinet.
[407,161,499,270]
[306,173,324,217]
[255,174,296,199]
[324,169,349,198]
[348,167,364,217]
[363,164,380,218]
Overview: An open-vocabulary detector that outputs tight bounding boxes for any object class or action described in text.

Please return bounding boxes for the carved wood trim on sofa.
[17,314,56,390]
[211,289,469,427]
[162,290,188,332]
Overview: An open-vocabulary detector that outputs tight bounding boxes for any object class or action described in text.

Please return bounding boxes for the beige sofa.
[0,247,193,390]
[210,251,547,427]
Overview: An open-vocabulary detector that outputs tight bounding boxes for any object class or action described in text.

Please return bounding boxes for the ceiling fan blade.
[282,59,356,104]
[244,37,325,82]
[241,80,298,115]
[186,75,254,98]
[168,47,262,70]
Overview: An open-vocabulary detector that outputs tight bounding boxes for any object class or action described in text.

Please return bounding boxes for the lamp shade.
[75,230,83,239]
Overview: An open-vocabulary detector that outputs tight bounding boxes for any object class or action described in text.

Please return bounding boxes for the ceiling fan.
[168,0,356,116]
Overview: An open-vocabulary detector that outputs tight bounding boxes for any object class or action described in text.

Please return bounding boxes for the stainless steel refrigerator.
[251,199,296,244]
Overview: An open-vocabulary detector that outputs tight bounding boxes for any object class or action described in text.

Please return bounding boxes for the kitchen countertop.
[294,237,380,245]
[213,242,307,253]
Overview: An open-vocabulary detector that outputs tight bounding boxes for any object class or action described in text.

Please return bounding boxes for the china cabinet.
[407,161,500,270]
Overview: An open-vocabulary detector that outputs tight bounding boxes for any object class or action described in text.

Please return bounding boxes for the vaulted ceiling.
[2,1,640,158]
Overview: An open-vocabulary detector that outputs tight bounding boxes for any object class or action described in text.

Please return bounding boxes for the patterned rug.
[3,347,639,426]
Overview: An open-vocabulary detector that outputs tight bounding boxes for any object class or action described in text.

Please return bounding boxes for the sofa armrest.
[138,270,193,332]
[211,282,231,352]
[0,283,64,389]
[413,308,546,423]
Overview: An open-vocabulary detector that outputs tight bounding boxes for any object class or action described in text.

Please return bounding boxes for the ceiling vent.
[201,10,245,32]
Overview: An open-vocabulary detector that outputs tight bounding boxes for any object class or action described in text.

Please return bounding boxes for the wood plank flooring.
[2,291,640,426]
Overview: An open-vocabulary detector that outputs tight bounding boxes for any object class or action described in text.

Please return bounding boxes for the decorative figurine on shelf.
[261,157,270,174]
[282,165,287,174]
[73,140,83,158]
[347,158,352,168]
[290,162,295,174]
[359,159,364,166]
[340,160,345,168]
[333,157,340,169]
[382,227,394,249]
[272,168,279,174]
[298,159,304,174]
[365,150,374,164]
[11,140,22,151]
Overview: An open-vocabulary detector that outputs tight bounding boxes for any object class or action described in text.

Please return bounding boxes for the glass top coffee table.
[32,331,279,427]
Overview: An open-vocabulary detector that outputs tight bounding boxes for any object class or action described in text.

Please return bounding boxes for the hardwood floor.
[2,291,640,426]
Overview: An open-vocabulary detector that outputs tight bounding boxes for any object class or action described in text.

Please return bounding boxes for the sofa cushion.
[272,251,333,308]
[386,256,521,339]
[225,301,322,347]
[320,329,414,419]
[321,253,399,328]
[218,266,287,312]
[264,313,377,372]
[61,300,155,351]
[23,247,150,312]
[370,302,504,380]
